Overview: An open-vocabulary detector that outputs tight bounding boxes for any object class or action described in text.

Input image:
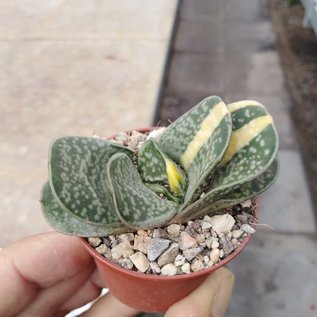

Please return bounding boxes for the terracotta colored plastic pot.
[81,203,258,313]
[80,127,259,312]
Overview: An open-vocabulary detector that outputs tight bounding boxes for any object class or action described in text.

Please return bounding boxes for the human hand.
[0,232,234,317]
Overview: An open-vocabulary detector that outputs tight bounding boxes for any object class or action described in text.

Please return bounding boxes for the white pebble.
[161,264,177,276]
[181,262,191,274]
[241,224,256,234]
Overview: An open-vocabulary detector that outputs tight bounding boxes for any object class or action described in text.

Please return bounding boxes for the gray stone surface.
[167,52,224,96]
[260,150,315,233]
[227,231,317,317]
[160,0,317,316]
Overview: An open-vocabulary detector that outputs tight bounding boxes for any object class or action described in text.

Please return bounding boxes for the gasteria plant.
[41,96,279,237]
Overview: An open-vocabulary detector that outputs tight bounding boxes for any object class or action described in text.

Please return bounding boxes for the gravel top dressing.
[88,201,256,276]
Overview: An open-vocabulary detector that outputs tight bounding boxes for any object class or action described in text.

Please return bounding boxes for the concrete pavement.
[159,0,317,316]
[0,0,178,246]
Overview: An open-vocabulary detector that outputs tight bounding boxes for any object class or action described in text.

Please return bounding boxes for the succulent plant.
[41,96,279,237]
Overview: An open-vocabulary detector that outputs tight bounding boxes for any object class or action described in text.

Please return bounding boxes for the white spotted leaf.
[108,153,178,229]
[41,183,130,236]
[49,137,133,225]
[157,96,232,206]
[138,138,187,197]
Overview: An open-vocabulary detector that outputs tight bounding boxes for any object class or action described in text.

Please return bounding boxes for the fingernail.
[211,268,235,317]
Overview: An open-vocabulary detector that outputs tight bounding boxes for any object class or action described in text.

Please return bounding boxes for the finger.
[82,293,140,317]
[60,268,102,312]
[0,232,93,316]
[17,264,95,317]
[165,268,235,317]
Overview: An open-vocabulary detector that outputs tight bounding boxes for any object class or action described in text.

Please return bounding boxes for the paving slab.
[166,52,224,96]
[0,1,178,247]
[175,19,224,54]
[181,0,225,22]
[227,231,317,317]
[259,150,315,233]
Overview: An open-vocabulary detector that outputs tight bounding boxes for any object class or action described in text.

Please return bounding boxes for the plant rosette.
[41,96,279,312]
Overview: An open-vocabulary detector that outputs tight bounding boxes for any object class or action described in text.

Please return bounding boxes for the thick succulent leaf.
[173,158,279,223]
[145,183,183,204]
[41,183,130,237]
[108,153,178,229]
[202,100,278,195]
[157,96,232,206]
[138,138,187,196]
[49,136,133,225]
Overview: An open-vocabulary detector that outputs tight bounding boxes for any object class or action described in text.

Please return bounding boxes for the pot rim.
[81,199,258,281]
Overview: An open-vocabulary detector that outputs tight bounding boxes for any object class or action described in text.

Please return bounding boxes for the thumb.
[165,267,235,317]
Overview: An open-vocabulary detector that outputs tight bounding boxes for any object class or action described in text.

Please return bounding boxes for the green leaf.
[212,100,279,189]
[138,138,187,196]
[49,136,133,225]
[157,96,232,206]
[41,183,130,236]
[108,153,178,229]
[173,159,279,222]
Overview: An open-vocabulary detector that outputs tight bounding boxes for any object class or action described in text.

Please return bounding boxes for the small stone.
[147,238,171,261]
[174,254,186,266]
[191,259,204,272]
[158,243,180,267]
[209,214,235,236]
[161,263,177,276]
[111,241,134,260]
[232,230,243,239]
[150,262,161,274]
[179,232,198,250]
[147,127,166,139]
[227,232,232,239]
[241,199,252,207]
[137,229,148,237]
[211,241,220,249]
[211,230,218,238]
[152,228,168,238]
[133,235,151,254]
[118,233,135,242]
[221,236,234,256]
[115,132,129,145]
[210,248,220,263]
[219,249,224,258]
[128,130,147,148]
[130,252,150,273]
[205,237,213,249]
[241,224,256,234]
[95,244,111,258]
[203,231,211,239]
[202,221,213,231]
[232,238,238,246]
[183,247,203,262]
[181,262,191,274]
[167,224,181,237]
[88,237,101,247]
[118,258,133,270]
[102,237,111,247]
[195,233,205,244]
[203,255,210,264]
[191,220,201,232]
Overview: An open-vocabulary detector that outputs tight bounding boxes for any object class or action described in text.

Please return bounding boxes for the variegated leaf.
[108,153,178,229]
[158,96,232,206]
[173,159,279,223]
[49,136,133,225]
[41,183,130,236]
[138,138,187,197]
[216,100,278,186]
